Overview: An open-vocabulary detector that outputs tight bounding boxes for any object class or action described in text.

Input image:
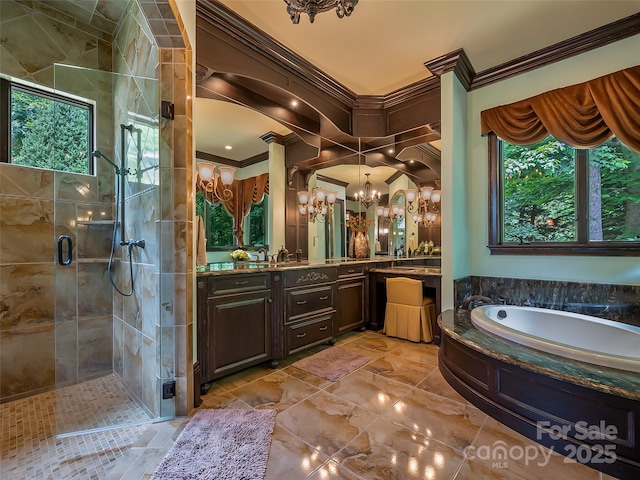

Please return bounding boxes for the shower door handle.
[58,235,73,266]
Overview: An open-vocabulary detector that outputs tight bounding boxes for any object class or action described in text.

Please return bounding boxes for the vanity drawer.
[207,273,270,296]
[287,313,333,353]
[286,285,333,321]
[338,264,365,278]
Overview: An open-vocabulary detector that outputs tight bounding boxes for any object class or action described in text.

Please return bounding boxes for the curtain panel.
[196,172,269,246]
[480,65,640,153]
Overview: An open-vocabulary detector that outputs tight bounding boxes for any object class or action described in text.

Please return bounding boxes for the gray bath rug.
[151,408,276,480]
[292,347,370,382]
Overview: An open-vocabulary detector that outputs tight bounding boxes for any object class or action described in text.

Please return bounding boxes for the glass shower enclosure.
[53,64,172,436]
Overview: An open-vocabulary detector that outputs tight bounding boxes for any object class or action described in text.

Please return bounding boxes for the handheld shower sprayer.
[92,150,121,175]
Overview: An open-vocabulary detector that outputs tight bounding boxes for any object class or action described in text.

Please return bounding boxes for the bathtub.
[470,305,640,373]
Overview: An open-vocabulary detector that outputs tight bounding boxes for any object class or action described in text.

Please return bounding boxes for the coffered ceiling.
[196,0,639,194]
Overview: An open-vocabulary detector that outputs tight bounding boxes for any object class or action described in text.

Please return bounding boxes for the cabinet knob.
[198,281,205,289]
[267,298,272,303]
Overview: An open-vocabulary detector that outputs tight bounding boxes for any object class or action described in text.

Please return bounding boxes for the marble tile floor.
[2,333,620,479]
[114,330,618,480]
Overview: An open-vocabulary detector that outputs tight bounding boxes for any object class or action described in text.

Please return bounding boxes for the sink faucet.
[257,247,269,262]
[460,295,493,311]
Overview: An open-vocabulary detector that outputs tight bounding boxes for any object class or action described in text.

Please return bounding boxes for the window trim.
[197,193,269,251]
[487,132,640,256]
[0,78,95,174]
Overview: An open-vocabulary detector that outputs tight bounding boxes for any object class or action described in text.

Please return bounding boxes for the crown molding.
[316,174,350,188]
[260,131,286,145]
[196,0,356,106]
[196,149,268,168]
[424,49,475,91]
[470,12,640,90]
[196,0,441,118]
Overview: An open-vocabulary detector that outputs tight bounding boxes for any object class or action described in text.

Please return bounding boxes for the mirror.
[388,190,406,256]
[194,91,441,261]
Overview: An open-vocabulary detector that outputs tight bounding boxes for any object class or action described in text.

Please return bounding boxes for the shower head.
[92,150,121,175]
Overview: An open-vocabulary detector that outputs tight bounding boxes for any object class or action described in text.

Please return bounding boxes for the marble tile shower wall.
[0,0,116,403]
[111,0,162,418]
[454,275,640,327]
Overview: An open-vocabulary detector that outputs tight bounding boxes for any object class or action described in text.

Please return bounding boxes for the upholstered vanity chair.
[384,277,435,342]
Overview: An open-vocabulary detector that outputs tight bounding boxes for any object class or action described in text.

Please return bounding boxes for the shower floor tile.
[0,374,153,480]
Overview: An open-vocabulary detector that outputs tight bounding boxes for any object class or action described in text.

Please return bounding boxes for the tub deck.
[440,309,640,401]
[439,309,640,479]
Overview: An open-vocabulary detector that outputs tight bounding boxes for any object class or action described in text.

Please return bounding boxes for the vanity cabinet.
[197,273,272,389]
[283,267,337,355]
[335,264,366,335]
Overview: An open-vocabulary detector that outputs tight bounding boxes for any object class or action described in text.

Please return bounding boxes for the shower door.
[53,65,174,436]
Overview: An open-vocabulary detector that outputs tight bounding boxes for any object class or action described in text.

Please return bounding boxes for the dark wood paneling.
[336,278,365,335]
[285,168,308,257]
[439,333,640,480]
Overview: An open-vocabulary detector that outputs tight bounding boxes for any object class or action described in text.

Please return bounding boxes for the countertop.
[439,309,640,401]
[196,255,441,276]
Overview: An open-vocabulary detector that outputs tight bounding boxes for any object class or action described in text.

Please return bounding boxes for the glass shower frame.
[53,64,173,436]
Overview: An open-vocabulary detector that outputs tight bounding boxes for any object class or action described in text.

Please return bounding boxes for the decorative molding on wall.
[196,149,268,168]
[316,174,349,188]
[470,12,640,90]
[260,131,285,145]
[424,49,475,91]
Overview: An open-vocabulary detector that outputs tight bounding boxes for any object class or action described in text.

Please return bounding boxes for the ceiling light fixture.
[284,0,358,24]
[197,161,236,201]
[224,145,232,150]
[354,173,380,209]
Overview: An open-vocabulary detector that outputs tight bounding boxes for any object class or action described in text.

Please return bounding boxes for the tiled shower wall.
[0,0,115,402]
[0,0,192,416]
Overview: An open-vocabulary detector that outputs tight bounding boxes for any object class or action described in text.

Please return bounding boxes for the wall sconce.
[406,186,441,227]
[197,161,236,201]
[376,203,405,223]
[298,187,337,223]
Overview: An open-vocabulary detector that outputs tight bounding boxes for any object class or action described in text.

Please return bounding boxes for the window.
[196,191,268,249]
[488,133,640,255]
[1,78,93,174]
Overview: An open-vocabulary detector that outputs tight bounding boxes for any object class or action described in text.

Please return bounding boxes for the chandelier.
[284,0,358,24]
[354,173,380,209]
[406,186,441,227]
[297,187,338,223]
[197,161,237,201]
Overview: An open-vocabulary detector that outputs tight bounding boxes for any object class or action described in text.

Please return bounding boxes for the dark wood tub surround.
[438,309,640,480]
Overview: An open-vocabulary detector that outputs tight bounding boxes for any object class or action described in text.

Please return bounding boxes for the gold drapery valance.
[196,172,269,246]
[480,65,640,153]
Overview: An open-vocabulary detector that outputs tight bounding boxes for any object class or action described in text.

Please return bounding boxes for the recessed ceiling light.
[225,145,232,150]
[409,160,415,164]
[291,100,298,107]
[388,148,394,154]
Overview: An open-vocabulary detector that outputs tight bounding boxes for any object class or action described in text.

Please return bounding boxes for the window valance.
[480,65,640,153]
[196,172,269,246]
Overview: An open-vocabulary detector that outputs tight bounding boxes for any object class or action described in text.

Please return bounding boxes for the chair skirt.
[384,298,435,342]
